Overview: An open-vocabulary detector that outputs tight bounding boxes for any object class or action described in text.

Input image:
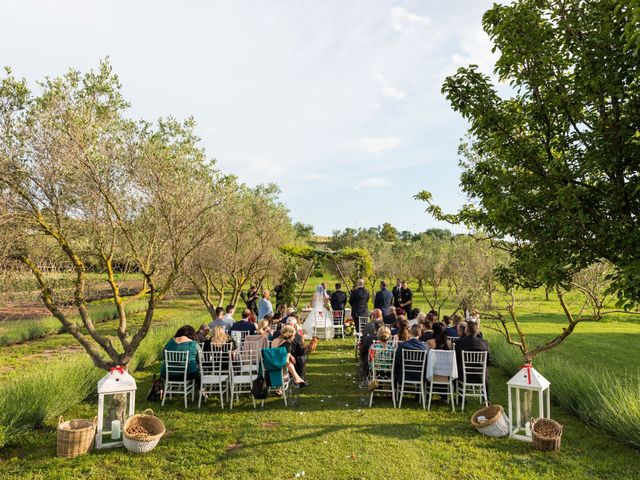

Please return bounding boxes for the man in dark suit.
[455,321,490,394]
[330,283,347,312]
[349,279,370,331]
[399,280,414,319]
[374,281,394,315]
[391,278,402,308]
[229,309,257,333]
[394,324,428,382]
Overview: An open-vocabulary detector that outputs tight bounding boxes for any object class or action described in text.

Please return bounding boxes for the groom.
[349,279,370,332]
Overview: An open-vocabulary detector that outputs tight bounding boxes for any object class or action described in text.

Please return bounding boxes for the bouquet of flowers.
[343,318,355,337]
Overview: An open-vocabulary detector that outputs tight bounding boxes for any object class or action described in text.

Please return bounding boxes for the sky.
[0,0,500,235]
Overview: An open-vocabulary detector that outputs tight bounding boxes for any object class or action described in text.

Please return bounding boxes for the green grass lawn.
[1,338,639,480]
[1,277,639,479]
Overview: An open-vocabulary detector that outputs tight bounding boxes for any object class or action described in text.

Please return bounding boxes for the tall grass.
[0,316,186,447]
[0,299,149,347]
[488,335,640,446]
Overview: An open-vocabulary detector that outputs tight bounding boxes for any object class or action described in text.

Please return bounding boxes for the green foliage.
[421,0,640,307]
[276,253,299,306]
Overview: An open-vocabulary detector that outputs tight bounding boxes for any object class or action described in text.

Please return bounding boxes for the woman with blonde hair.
[369,326,394,373]
[271,325,308,386]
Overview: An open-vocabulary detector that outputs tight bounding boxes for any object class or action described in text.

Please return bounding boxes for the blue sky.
[1,0,499,235]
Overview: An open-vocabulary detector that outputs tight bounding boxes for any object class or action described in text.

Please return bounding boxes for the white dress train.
[302,288,334,340]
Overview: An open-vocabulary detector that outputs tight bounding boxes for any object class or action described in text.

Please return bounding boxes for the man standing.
[349,279,370,331]
[330,283,347,312]
[241,285,259,316]
[257,289,274,321]
[399,280,414,320]
[374,281,394,315]
[392,278,402,309]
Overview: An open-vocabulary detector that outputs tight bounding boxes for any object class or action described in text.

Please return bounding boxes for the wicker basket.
[531,418,563,451]
[123,409,165,453]
[57,416,96,458]
[471,405,510,438]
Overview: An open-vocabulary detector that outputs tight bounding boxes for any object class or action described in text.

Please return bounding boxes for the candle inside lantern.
[111,420,121,439]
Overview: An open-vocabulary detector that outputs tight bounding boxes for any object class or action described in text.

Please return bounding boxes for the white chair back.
[230,330,250,346]
[164,350,189,381]
[462,350,487,382]
[401,349,428,383]
[358,316,369,332]
[199,349,227,376]
[427,349,458,380]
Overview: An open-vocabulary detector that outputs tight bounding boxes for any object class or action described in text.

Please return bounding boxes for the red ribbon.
[110,366,125,375]
[521,363,532,385]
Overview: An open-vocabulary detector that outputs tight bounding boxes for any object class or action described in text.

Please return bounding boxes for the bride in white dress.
[301,285,334,339]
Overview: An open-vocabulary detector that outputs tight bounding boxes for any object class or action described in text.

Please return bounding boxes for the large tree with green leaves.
[420,0,640,308]
[0,61,220,370]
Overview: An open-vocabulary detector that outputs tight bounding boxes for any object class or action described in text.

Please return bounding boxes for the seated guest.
[383,306,397,325]
[271,311,283,330]
[457,321,467,338]
[443,316,457,337]
[394,324,428,382]
[455,320,490,388]
[271,326,308,386]
[207,307,223,330]
[411,308,421,320]
[255,319,272,338]
[277,303,287,317]
[230,309,257,334]
[419,317,434,342]
[368,326,394,376]
[395,317,411,342]
[160,325,200,387]
[363,309,384,336]
[195,324,210,343]
[426,322,450,350]
[359,319,384,379]
[204,326,237,352]
[209,306,233,332]
[203,326,236,370]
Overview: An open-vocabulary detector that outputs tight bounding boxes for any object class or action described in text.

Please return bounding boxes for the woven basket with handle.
[531,417,563,451]
[123,409,165,453]
[57,416,96,458]
[470,405,510,438]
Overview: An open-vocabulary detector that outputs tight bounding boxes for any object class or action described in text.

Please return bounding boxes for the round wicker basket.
[470,405,510,438]
[57,416,96,458]
[531,418,563,451]
[123,409,165,453]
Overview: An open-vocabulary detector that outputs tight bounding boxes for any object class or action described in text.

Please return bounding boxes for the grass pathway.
[2,338,639,479]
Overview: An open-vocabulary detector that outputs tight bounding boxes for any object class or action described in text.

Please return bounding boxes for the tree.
[186,181,293,315]
[293,222,315,241]
[420,0,640,308]
[0,61,219,370]
[380,222,398,242]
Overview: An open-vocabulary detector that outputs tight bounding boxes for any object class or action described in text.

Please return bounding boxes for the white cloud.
[355,177,390,190]
[382,85,406,99]
[297,173,326,180]
[390,6,431,33]
[344,136,403,155]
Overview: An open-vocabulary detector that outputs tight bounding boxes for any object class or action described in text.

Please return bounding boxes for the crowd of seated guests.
[357,311,490,394]
[160,303,313,392]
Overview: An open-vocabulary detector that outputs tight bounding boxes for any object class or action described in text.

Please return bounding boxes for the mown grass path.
[1,338,639,479]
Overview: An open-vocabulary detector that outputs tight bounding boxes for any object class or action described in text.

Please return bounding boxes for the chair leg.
[399,383,404,408]
[449,382,455,412]
[191,381,195,401]
[162,380,168,406]
[427,383,433,411]
[369,391,374,407]
[184,389,188,409]
[198,385,203,409]
[391,385,396,409]
[461,382,466,412]
[230,384,235,410]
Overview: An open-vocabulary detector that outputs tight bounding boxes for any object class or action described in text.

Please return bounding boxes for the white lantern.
[507,364,551,441]
[96,367,137,449]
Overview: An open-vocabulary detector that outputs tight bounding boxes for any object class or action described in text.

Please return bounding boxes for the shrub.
[488,335,640,446]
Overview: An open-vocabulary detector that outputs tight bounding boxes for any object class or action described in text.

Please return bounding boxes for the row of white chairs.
[368,346,488,411]
[161,340,292,410]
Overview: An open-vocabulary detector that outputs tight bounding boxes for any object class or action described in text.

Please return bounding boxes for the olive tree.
[0,61,219,370]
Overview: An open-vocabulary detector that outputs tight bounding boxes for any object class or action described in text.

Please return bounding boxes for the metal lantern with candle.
[96,366,137,449]
[507,363,551,441]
